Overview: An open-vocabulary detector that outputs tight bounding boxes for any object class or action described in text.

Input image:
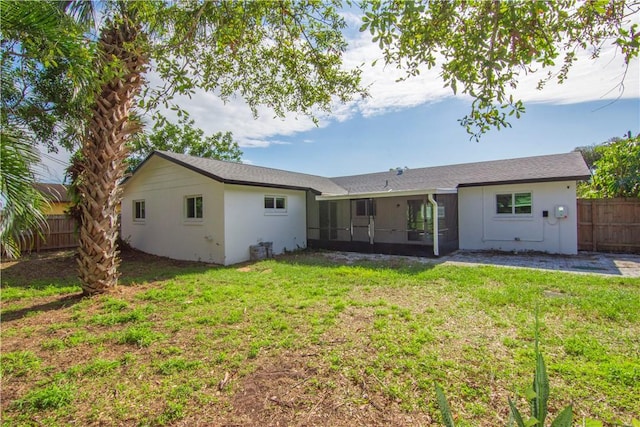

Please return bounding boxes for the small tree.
[126,115,242,172]
[573,144,604,173]
[588,133,640,198]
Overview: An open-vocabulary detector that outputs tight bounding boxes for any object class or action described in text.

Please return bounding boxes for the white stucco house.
[121,151,590,264]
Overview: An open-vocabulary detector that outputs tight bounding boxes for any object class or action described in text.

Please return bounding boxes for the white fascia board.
[315,188,457,201]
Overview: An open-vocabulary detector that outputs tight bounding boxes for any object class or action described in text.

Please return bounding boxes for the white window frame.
[264,195,287,215]
[184,195,203,222]
[133,200,145,223]
[495,192,533,217]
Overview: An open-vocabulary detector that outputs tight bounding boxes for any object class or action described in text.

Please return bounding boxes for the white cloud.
[173,26,638,149]
[241,138,291,148]
[343,30,639,113]
[510,43,639,105]
[162,90,321,148]
[37,16,639,182]
[340,34,455,117]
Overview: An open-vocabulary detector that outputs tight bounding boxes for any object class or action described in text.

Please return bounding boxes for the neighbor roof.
[34,183,70,202]
[330,152,591,195]
[131,151,348,195]
[126,151,590,198]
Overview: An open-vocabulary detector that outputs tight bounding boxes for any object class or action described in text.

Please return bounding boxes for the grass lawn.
[1,249,639,426]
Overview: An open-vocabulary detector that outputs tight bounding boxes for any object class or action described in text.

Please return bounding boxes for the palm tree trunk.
[76,15,147,295]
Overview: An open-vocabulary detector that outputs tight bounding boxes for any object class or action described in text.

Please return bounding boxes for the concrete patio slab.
[319,250,640,278]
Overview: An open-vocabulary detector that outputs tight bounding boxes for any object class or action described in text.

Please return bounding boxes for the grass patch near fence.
[1,250,639,426]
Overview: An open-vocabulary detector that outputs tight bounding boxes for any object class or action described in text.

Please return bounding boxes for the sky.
[37,11,640,183]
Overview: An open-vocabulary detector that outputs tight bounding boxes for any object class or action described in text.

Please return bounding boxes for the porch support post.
[349,199,353,241]
[428,194,439,256]
[369,215,374,245]
[369,198,374,245]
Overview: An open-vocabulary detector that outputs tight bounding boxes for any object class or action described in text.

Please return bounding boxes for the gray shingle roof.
[330,152,591,195]
[131,151,590,197]
[151,151,348,195]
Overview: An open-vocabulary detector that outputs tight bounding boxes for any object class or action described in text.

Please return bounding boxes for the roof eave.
[316,187,457,201]
[457,175,591,188]
[224,179,323,194]
[122,151,328,194]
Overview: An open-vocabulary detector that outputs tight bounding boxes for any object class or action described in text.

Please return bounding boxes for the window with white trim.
[496,192,532,215]
[133,200,145,222]
[185,195,203,220]
[264,195,287,214]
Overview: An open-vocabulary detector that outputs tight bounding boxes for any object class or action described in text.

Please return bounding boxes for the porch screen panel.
[352,199,374,242]
[407,200,432,241]
[319,201,338,240]
[407,200,423,241]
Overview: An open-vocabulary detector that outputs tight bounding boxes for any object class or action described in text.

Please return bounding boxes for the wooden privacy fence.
[19,215,79,253]
[577,198,640,253]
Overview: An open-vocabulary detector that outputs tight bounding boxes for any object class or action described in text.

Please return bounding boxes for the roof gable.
[126,151,348,195]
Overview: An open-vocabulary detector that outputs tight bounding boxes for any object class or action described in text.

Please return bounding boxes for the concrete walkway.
[442,250,640,278]
[320,250,640,278]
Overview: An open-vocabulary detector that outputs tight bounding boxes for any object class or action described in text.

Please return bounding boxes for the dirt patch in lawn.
[1,250,79,285]
[215,306,437,427]
[224,353,435,427]
[1,246,209,287]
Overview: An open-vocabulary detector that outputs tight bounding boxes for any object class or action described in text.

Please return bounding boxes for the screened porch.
[306,193,458,257]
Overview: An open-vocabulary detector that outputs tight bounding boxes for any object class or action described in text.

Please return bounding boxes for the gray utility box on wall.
[249,242,273,261]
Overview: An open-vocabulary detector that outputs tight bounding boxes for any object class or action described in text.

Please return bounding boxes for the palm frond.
[0,126,49,258]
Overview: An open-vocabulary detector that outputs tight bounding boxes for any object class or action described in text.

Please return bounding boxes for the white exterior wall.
[458,181,579,254]
[223,185,307,265]
[121,156,226,264]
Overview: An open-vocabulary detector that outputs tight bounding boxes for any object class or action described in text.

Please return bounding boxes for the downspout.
[428,194,439,256]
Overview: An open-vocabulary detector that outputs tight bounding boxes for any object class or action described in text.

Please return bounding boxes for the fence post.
[591,200,597,252]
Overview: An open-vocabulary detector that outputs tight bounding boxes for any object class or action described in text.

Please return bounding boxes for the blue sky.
[241,98,640,177]
[37,12,640,183]
[37,96,640,182]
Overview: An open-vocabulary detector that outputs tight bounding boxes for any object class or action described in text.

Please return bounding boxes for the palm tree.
[7,0,362,294]
[70,0,364,295]
[74,9,148,293]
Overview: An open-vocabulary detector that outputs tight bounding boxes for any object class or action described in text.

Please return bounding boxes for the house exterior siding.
[121,156,226,263]
[223,185,307,265]
[44,202,70,216]
[458,181,579,254]
[121,151,588,263]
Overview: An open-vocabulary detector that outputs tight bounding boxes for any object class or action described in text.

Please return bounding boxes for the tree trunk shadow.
[2,293,85,322]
